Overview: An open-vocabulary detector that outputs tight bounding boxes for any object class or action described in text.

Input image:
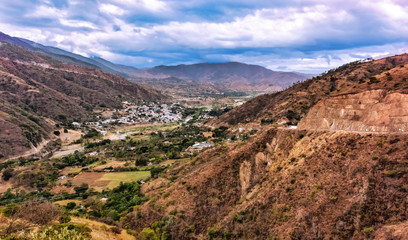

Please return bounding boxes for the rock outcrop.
[298,90,408,133]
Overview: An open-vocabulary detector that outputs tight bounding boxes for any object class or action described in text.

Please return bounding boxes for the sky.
[0,0,407,73]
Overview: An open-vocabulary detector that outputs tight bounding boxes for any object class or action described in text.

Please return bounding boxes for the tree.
[2,168,14,181]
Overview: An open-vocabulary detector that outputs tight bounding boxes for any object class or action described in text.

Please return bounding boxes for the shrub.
[208,227,220,240]
[110,226,122,234]
[362,227,374,236]
[59,214,71,223]
[261,118,275,124]
[2,203,20,217]
[2,168,14,181]
[66,202,77,210]
[385,169,405,178]
[17,201,60,225]
[369,77,380,84]
[33,224,91,240]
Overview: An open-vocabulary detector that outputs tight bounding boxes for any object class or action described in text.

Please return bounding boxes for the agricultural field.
[69,171,150,191]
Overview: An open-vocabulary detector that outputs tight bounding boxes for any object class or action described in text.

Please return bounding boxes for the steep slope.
[0,41,167,159]
[298,89,408,133]
[132,62,311,93]
[126,53,408,239]
[131,129,408,239]
[213,54,408,126]
[0,31,130,77]
[91,57,140,76]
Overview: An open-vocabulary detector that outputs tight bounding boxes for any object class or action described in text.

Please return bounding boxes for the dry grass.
[70,217,134,240]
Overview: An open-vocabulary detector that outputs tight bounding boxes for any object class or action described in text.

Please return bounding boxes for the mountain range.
[0,32,312,96]
[131,62,312,95]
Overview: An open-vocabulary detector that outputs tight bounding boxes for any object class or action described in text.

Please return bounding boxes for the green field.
[99,171,150,189]
[119,122,179,134]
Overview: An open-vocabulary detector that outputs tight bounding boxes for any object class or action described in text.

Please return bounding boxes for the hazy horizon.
[0,0,407,74]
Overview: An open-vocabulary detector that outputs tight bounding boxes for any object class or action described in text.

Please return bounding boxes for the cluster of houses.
[82,102,184,134]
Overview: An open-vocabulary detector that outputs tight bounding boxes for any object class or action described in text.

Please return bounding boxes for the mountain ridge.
[0,36,167,159]
[0,32,312,95]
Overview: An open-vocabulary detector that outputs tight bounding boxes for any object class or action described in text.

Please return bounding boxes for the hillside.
[0,41,167,159]
[212,54,408,127]
[121,53,408,239]
[131,62,311,94]
[0,31,136,77]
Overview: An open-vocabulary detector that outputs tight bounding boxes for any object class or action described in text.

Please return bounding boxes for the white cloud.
[108,0,168,12]
[99,3,126,16]
[1,0,408,73]
[59,19,99,29]
[25,5,65,18]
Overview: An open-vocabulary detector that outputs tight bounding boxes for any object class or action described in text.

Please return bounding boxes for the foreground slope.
[127,54,408,239]
[0,41,166,159]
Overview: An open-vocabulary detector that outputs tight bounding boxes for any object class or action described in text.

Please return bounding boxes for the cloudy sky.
[0,0,407,73]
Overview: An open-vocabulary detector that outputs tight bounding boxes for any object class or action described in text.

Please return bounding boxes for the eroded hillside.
[128,128,408,239]
[124,54,408,239]
[212,54,408,127]
[0,42,167,159]
[298,89,408,133]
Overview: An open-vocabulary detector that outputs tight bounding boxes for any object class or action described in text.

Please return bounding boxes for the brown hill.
[0,42,167,159]
[132,128,408,239]
[126,53,408,239]
[212,54,408,127]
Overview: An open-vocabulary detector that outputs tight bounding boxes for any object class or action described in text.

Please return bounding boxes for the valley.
[0,29,408,240]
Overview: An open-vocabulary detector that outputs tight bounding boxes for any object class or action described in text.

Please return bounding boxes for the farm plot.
[71,171,150,191]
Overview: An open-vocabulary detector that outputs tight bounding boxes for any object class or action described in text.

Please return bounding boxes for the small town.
[82,102,185,134]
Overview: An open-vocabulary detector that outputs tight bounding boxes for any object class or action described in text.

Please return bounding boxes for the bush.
[2,168,14,181]
[17,201,60,225]
[2,203,20,217]
[110,226,122,234]
[59,214,71,223]
[385,169,405,178]
[261,118,275,124]
[151,166,166,178]
[33,224,91,240]
[66,202,77,210]
[362,227,374,236]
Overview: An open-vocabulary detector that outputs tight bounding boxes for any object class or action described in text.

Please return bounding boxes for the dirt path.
[279,126,408,135]
[52,144,84,158]
[4,138,54,161]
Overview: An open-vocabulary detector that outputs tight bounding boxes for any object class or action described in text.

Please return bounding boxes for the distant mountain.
[0,32,311,95]
[0,32,134,78]
[131,62,312,93]
[0,34,167,159]
[91,57,140,76]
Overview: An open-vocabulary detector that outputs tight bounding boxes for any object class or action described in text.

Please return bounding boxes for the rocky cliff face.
[298,90,408,133]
